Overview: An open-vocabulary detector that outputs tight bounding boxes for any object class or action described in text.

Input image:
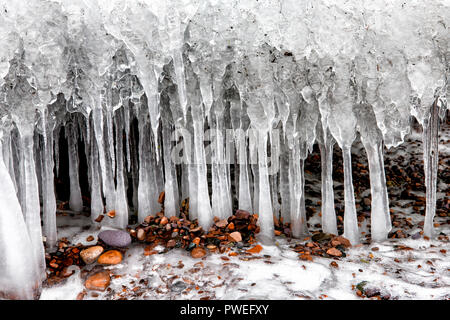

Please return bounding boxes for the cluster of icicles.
[0,0,448,299]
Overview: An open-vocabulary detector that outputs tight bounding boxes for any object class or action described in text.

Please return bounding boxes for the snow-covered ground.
[40,212,449,300]
[40,119,450,300]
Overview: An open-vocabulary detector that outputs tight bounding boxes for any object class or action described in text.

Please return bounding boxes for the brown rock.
[86,235,94,242]
[191,247,206,259]
[167,239,176,248]
[85,271,111,291]
[76,291,87,300]
[246,244,263,254]
[137,229,146,241]
[215,219,228,228]
[235,210,250,220]
[97,250,123,265]
[333,236,352,248]
[229,231,242,242]
[326,247,342,257]
[160,216,169,225]
[80,246,104,264]
[144,215,153,224]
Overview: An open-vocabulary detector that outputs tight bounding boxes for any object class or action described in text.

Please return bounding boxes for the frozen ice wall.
[0,0,448,299]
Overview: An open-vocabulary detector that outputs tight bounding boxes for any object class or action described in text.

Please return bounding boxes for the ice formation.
[0,0,448,299]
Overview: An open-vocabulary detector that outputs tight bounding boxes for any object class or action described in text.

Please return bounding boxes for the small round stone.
[97,250,123,265]
[80,246,104,264]
[98,229,132,247]
[85,271,111,291]
[191,247,206,259]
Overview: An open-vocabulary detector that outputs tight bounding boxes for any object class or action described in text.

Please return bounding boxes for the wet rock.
[364,287,381,298]
[97,250,123,265]
[229,231,242,242]
[333,236,352,248]
[85,271,111,291]
[235,210,250,220]
[170,280,187,292]
[215,219,228,228]
[191,247,206,258]
[160,216,169,225]
[411,232,421,240]
[98,229,131,247]
[326,247,342,257]
[80,246,104,264]
[167,239,176,248]
[312,232,332,242]
[137,229,146,241]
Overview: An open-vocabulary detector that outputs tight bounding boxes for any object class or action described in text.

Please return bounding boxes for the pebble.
[326,247,342,257]
[191,247,206,259]
[229,231,242,242]
[215,219,228,228]
[411,232,421,240]
[85,271,111,291]
[333,236,352,248]
[80,246,104,264]
[160,216,169,225]
[97,250,123,265]
[98,229,131,247]
[137,229,146,241]
[170,280,187,292]
[235,210,250,219]
[364,287,381,298]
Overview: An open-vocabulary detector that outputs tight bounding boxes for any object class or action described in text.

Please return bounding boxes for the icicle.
[89,123,104,223]
[0,139,40,300]
[54,126,61,178]
[363,141,391,241]
[40,110,57,250]
[137,111,160,222]
[279,137,291,223]
[161,119,179,217]
[191,104,212,229]
[341,145,359,245]
[236,129,253,212]
[123,100,131,172]
[289,142,309,238]
[423,99,440,238]
[101,112,117,213]
[66,122,83,212]
[256,130,274,244]
[20,131,46,282]
[318,125,338,235]
[113,110,129,228]
[211,111,233,220]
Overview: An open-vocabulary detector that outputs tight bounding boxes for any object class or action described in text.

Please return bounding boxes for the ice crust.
[0,0,448,299]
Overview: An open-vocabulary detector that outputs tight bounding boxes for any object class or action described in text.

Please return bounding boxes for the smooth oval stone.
[98,230,131,247]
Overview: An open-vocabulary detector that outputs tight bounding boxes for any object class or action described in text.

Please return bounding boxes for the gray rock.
[170,280,187,292]
[98,229,131,247]
[411,232,421,240]
[364,287,381,297]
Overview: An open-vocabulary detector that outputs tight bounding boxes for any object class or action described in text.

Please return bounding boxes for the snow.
[40,214,449,300]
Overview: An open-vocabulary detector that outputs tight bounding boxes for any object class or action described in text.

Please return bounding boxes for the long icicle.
[423,99,440,238]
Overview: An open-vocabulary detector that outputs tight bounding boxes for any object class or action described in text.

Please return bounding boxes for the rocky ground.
[40,116,449,300]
